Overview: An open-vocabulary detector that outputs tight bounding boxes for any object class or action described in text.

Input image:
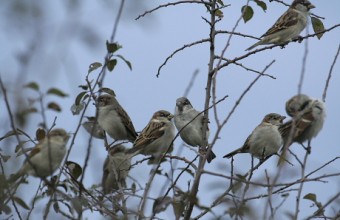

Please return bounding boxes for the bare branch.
[157,39,209,77]
[135,1,211,20]
[322,43,340,102]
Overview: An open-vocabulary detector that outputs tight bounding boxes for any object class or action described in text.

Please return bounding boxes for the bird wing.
[128,122,165,154]
[279,107,314,144]
[115,104,138,140]
[262,10,299,37]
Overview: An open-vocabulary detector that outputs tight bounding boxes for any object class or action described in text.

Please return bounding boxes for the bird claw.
[292,35,303,43]
[279,43,287,49]
[301,144,311,154]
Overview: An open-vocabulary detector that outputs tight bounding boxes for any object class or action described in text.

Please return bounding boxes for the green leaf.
[82,118,105,139]
[66,161,83,180]
[115,54,133,70]
[70,197,83,214]
[241,6,254,23]
[47,88,68,97]
[1,154,11,162]
[70,103,84,115]
[47,102,61,112]
[215,9,224,18]
[15,141,25,153]
[107,59,117,72]
[75,91,87,105]
[217,0,224,6]
[35,128,46,141]
[0,130,22,141]
[254,0,267,11]
[311,17,325,39]
[152,196,172,214]
[303,193,317,202]
[53,202,60,213]
[98,87,116,97]
[13,196,30,210]
[106,41,122,54]
[131,182,136,194]
[24,82,39,91]
[88,62,102,74]
[0,203,11,214]
[78,85,88,90]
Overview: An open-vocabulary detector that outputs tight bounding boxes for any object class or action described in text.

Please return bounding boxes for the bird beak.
[280,116,286,123]
[168,114,174,120]
[308,3,315,9]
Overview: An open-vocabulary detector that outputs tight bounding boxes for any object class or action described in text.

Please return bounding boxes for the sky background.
[0,0,339,219]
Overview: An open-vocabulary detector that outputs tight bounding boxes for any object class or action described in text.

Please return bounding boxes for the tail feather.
[207,150,216,163]
[245,41,262,51]
[223,148,243,159]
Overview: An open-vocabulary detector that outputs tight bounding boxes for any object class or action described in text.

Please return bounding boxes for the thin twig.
[183,69,200,98]
[322,43,340,102]
[297,27,310,94]
[293,147,310,220]
[135,1,211,20]
[157,39,209,77]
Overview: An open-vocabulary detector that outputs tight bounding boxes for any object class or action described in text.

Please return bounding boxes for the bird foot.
[279,43,288,49]
[301,143,311,154]
[293,35,304,43]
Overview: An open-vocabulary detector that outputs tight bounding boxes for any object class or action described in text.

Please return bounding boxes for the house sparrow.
[279,97,325,147]
[102,145,131,194]
[174,97,216,163]
[223,113,286,160]
[126,110,175,161]
[9,128,69,182]
[96,94,137,142]
[246,0,315,51]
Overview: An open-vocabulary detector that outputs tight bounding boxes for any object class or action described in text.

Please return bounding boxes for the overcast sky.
[1,0,339,219]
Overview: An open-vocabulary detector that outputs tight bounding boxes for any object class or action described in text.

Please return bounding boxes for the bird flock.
[7,0,325,197]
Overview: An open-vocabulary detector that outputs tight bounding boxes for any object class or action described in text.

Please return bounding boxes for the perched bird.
[96,94,137,142]
[174,97,216,163]
[279,96,325,147]
[223,113,286,160]
[126,110,175,162]
[10,128,69,182]
[246,0,315,51]
[102,145,131,194]
[285,94,311,117]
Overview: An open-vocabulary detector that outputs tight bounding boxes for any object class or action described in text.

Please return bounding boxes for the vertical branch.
[293,144,310,220]
[322,43,340,102]
[99,0,126,86]
[297,27,310,94]
[183,1,216,218]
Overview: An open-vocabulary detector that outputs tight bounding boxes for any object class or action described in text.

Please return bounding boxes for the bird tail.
[223,148,243,159]
[206,150,216,163]
[245,41,261,51]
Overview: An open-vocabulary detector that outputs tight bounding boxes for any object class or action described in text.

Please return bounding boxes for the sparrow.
[279,96,325,147]
[9,128,69,182]
[96,94,137,142]
[126,110,175,161]
[223,113,286,160]
[174,97,216,163]
[246,0,315,51]
[102,145,131,194]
